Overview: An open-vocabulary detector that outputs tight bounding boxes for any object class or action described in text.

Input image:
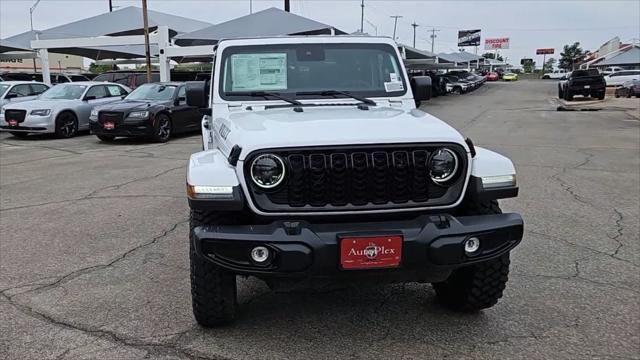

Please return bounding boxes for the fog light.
[464,237,481,254]
[250,246,270,263]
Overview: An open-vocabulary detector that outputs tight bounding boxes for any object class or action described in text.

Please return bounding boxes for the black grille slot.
[4,110,27,123]
[247,144,467,212]
[98,111,125,125]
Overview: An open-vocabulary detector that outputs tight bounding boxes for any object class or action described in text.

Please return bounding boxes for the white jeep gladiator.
[184,36,523,327]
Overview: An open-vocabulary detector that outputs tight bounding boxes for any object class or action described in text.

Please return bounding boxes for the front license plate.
[584,85,591,89]
[8,120,17,126]
[103,122,115,130]
[340,235,402,270]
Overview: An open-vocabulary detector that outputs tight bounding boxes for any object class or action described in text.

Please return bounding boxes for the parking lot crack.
[609,208,625,257]
[549,168,593,206]
[2,218,188,298]
[83,165,184,198]
[0,140,83,155]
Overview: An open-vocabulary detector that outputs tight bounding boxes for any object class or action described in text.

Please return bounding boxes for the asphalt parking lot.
[1,80,638,359]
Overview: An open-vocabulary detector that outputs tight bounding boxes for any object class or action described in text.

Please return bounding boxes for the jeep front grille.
[244,144,468,213]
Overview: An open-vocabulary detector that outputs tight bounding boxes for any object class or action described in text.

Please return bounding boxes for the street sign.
[521,58,533,65]
[536,48,554,55]
[485,37,510,50]
[458,29,481,47]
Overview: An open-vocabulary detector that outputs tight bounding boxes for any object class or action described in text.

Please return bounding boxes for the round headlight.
[429,148,459,184]
[250,154,286,189]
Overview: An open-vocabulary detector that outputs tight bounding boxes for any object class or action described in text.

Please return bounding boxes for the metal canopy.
[437,51,483,63]
[0,6,210,58]
[174,7,345,46]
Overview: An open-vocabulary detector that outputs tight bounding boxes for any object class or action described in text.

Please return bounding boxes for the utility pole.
[141,0,152,83]
[249,0,252,14]
[411,22,419,48]
[360,0,365,33]
[29,0,42,73]
[109,0,113,12]
[390,15,402,41]
[429,28,440,53]
[284,0,290,12]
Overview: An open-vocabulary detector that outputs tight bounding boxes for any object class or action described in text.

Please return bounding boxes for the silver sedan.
[0,81,131,138]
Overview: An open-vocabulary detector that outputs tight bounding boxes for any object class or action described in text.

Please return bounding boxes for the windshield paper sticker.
[384,81,404,92]
[231,53,287,91]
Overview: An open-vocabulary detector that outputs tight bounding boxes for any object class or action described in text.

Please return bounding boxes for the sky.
[1,0,639,65]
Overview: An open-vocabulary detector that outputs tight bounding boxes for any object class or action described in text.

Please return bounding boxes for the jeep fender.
[186,149,244,211]
[467,146,518,200]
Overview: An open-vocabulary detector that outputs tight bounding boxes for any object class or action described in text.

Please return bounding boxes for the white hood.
[216,106,467,160]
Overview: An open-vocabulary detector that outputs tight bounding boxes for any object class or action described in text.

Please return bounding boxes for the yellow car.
[502,73,518,81]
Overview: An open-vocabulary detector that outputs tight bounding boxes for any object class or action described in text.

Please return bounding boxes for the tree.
[543,58,557,73]
[482,52,504,62]
[89,62,117,73]
[523,61,536,73]
[559,42,586,70]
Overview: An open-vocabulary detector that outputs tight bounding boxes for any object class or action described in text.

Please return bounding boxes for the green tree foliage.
[543,58,557,73]
[482,52,504,61]
[559,42,586,70]
[88,62,117,73]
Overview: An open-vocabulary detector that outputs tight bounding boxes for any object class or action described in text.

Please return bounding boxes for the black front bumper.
[192,213,523,280]
[90,120,155,137]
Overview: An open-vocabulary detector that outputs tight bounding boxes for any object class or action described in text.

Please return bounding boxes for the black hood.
[99,99,172,113]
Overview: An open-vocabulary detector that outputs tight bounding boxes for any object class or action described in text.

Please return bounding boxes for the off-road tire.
[97,134,116,142]
[10,132,29,138]
[563,89,573,101]
[596,91,605,100]
[433,199,511,312]
[190,209,238,327]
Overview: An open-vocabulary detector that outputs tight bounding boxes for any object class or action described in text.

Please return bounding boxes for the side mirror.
[186,81,209,107]
[84,95,96,101]
[175,96,186,106]
[410,76,432,106]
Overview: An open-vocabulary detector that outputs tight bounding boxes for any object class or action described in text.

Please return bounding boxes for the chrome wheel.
[154,115,172,142]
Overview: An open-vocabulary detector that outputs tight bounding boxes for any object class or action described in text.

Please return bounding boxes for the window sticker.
[384,81,404,92]
[230,53,287,91]
[389,73,399,82]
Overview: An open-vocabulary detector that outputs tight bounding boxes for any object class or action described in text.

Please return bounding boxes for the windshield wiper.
[225,91,301,106]
[296,90,376,106]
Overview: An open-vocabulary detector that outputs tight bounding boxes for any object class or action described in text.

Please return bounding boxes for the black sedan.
[89,82,201,142]
[614,80,640,98]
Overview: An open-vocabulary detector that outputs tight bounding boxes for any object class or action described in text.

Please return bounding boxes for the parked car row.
[614,79,640,98]
[409,70,488,97]
[0,72,92,84]
[0,80,202,142]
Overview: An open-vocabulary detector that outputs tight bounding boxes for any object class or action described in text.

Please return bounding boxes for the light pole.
[390,15,402,41]
[29,0,42,73]
[141,0,152,83]
[360,0,365,33]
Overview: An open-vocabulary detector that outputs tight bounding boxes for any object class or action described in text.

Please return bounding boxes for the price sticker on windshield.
[384,81,404,92]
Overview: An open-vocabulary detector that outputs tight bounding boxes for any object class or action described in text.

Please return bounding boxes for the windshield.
[40,84,87,100]
[126,84,177,100]
[219,43,406,101]
[0,84,10,97]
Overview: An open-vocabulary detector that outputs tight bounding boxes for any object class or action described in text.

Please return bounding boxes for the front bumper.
[192,212,523,280]
[90,119,155,137]
[0,114,54,133]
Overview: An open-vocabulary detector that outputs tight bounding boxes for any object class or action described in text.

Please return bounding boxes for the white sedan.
[605,70,640,87]
[0,82,130,138]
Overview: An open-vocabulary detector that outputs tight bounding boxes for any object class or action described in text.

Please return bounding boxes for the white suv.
[183,36,523,326]
[542,69,568,79]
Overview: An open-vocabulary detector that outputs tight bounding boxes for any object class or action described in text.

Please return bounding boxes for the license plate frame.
[103,122,115,130]
[339,235,402,270]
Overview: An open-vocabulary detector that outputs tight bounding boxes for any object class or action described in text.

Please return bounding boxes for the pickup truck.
[558,69,606,101]
[183,36,523,326]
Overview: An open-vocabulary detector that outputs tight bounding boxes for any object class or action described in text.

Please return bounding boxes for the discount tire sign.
[485,38,510,50]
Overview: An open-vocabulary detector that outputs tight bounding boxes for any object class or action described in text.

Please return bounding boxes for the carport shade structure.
[0,6,211,59]
[174,7,345,46]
